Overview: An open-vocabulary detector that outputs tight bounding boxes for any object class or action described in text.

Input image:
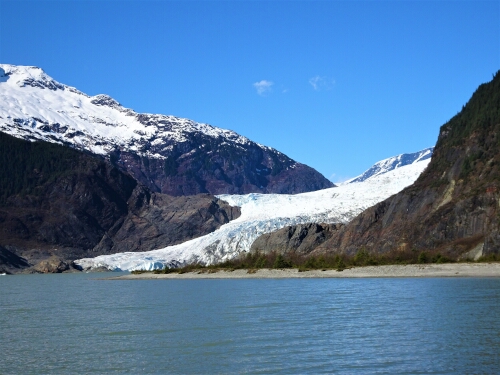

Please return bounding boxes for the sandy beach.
[107,263,500,280]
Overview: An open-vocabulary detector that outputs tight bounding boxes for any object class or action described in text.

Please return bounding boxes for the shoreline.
[107,263,500,280]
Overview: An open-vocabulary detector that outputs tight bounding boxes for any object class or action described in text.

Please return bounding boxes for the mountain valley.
[1,64,499,273]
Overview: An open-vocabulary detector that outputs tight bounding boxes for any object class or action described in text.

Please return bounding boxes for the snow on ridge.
[0,64,259,157]
[342,147,434,185]
[75,157,431,272]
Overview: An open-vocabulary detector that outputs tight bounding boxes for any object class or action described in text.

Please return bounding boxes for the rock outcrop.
[93,191,241,255]
[32,256,70,273]
[250,223,344,256]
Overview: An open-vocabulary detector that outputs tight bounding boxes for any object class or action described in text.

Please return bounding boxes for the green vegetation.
[459,151,484,179]
[422,70,500,187]
[131,247,471,275]
[0,132,96,204]
[438,71,500,149]
[273,254,292,269]
[416,251,450,264]
[477,253,500,262]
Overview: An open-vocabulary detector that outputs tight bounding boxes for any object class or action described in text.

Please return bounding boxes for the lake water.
[1,273,499,374]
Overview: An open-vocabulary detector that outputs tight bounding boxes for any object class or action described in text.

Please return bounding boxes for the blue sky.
[1,1,499,182]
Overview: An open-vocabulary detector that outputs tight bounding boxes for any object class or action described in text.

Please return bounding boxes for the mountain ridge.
[0,64,333,195]
[343,147,434,184]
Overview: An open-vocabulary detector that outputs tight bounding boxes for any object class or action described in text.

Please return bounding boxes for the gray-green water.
[1,273,499,374]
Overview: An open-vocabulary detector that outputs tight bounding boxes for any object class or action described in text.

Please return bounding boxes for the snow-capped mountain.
[343,147,433,184]
[0,64,332,195]
[75,150,431,271]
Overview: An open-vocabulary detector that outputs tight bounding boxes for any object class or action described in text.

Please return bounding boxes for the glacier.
[75,156,431,271]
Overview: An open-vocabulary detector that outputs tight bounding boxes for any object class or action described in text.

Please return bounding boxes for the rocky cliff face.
[0,132,240,273]
[250,223,344,256]
[0,64,333,196]
[92,190,241,255]
[313,71,500,259]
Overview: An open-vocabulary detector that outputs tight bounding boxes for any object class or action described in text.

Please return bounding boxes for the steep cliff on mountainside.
[316,71,500,259]
[250,223,344,256]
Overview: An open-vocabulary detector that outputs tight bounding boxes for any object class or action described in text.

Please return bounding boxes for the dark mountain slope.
[315,71,500,259]
[0,133,240,272]
[93,190,240,255]
[113,137,333,196]
[0,132,137,252]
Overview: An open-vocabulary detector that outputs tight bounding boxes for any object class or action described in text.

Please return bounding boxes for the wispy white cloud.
[253,80,274,96]
[309,75,335,91]
[329,173,353,185]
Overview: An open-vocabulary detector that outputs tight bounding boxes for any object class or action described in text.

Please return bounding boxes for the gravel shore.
[107,263,500,280]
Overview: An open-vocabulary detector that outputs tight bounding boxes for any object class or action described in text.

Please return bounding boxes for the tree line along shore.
[130,249,500,276]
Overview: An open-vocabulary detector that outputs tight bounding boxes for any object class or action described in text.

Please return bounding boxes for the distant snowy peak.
[345,147,434,184]
[3,64,67,91]
[0,64,256,157]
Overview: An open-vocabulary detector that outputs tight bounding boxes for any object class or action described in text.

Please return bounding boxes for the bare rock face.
[250,223,344,256]
[312,71,500,260]
[0,246,30,274]
[32,256,70,273]
[92,190,241,254]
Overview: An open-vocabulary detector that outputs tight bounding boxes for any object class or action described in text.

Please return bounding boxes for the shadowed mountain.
[0,132,240,273]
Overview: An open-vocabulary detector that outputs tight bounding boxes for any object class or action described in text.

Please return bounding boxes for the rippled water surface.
[1,273,500,374]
